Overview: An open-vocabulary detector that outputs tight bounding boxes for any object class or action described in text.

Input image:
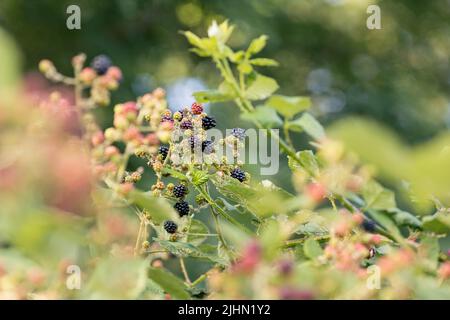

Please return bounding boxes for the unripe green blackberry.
[164,220,178,234]
[174,200,190,217]
[202,116,216,130]
[158,145,169,160]
[91,55,112,75]
[230,168,246,182]
[173,184,187,198]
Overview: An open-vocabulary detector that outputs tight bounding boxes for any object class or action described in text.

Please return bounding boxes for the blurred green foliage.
[1,0,450,142]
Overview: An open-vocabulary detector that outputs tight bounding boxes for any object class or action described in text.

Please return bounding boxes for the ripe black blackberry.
[158,145,169,160]
[174,201,190,217]
[202,116,216,130]
[180,120,193,130]
[190,136,201,150]
[202,140,214,154]
[173,184,187,198]
[91,55,112,75]
[230,168,246,182]
[231,128,246,140]
[164,220,178,234]
[362,219,376,233]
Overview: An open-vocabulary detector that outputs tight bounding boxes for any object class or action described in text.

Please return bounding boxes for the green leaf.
[187,219,210,246]
[288,113,326,140]
[241,105,282,128]
[295,150,320,176]
[193,90,233,103]
[266,95,311,119]
[362,181,396,211]
[191,169,209,186]
[162,168,188,181]
[84,257,147,299]
[0,28,21,97]
[387,208,422,228]
[129,190,178,224]
[155,240,227,265]
[245,74,279,100]
[418,236,440,270]
[303,238,324,259]
[422,210,450,234]
[147,267,191,299]
[182,31,204,49]
[247,35,268,55]
[249,58,279,67]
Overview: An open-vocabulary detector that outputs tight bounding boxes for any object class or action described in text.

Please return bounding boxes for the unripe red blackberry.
[173,184,188,198]
[231,128,246,140]
[202,116,216,130]
[174,200,190,217]
[191,102,203,115]
[230,168,246,182]
[158,145,169,160]
[164,220,178,234]
[91,55,112,75]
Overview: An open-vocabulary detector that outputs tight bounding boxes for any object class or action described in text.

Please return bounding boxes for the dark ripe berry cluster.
[174,200,190,217]
[190,136,200,150]
[230,168,246,182]
[362,219,376,233]
[91,54,112,75]
[202,116,216,130]
[161,114,174,123]
[158,145,169,160]
[173,184,187,198]
[202,140,214,154]
[191,102,203,115]
[231,128,246,140]
[164,220,178,234]
[180,120,193,130]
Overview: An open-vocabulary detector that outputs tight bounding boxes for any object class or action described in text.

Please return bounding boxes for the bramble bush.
[0,21,450,299]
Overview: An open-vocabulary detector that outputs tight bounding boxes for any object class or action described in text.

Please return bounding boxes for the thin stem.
[190,273,208,287]
[179,257,192,285]
[134,217,145,256]
[186,233,218,237]
[283,123,294,149]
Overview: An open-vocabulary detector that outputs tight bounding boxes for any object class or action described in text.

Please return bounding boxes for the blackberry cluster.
[161,114,173,123]
[231,128,246,140]
[164,220,178,234]
[202,116,216,130]
[362,219,376,233]
[91,54,112,75]
[180,120,193,130]
[202,140,214,154]
[191,102,203,115]
[230,168,246,182]
[158,145,169,160]
[174,201,190,217]
[173,184,187,198]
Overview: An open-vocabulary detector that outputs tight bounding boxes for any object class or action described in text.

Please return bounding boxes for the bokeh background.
[1,0,450,209]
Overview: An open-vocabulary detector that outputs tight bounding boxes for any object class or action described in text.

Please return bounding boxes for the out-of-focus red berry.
[305,182,326,203]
